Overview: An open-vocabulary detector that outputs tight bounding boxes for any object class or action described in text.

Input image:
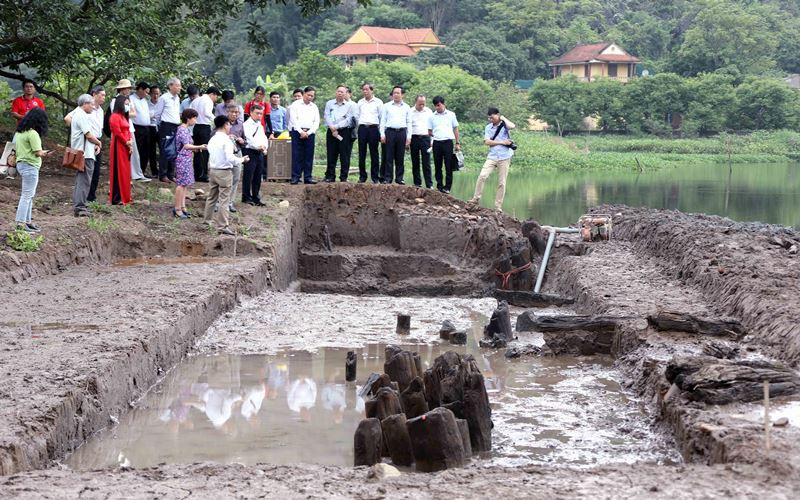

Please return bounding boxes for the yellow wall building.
[548,43,640,82]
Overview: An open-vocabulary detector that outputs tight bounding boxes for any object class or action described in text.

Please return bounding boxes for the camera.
[508,142,518,150]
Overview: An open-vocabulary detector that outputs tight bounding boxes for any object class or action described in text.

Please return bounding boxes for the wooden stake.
[763,380,771,452]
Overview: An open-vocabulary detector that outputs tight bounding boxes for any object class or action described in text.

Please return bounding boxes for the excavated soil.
[0,160,799,497]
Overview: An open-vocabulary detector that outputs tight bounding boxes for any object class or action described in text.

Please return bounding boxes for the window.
[344,56,356,67]
[608,64,617,77]
[584,64,590,78]
[366,55,378,63]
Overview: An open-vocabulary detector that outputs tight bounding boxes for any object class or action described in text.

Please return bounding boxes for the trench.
[49,184,680,472]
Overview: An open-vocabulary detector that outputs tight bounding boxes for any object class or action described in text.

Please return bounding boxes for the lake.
[449,163,800,228]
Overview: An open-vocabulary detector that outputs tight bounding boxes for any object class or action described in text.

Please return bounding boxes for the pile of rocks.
[354,346,492,472]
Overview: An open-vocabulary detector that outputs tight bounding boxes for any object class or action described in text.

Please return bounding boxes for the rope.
[495,262,532,289]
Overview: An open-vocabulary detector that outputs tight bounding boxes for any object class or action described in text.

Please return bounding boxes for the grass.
[144,185,174,203]
[6,227,44,252]
[87,201,113,214]
[86,216,117,234]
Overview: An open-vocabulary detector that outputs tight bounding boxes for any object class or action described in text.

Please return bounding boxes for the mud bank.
[0,258,271,475]
[545,206,800,473]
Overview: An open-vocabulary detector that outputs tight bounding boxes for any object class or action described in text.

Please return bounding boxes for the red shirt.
[244,100,272,129]
[11,95,45,122]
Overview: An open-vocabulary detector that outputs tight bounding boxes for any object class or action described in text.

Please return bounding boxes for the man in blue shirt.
[324,85,357,182]
[427,96,460,194]
[380,85,412,184]
[471,107,516,210]
[269,91,287,135]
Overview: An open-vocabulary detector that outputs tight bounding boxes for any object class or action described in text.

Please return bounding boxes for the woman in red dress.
[109,96,133,205]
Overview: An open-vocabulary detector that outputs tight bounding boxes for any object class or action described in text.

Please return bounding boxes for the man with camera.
[470,107,516,211]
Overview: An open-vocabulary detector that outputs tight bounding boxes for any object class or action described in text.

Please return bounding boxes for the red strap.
[494,262,532,289]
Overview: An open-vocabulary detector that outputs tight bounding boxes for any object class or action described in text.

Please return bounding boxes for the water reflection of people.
[321,383,346,424]
[287,378,317,422]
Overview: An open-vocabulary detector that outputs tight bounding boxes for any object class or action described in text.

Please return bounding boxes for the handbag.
[61,147,85,172]
[160,134,178,162]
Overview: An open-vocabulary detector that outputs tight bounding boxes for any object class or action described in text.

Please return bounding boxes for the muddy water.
[66,296,678,470]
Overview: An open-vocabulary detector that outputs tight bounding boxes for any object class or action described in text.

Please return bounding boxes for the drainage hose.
[534,226,580,293]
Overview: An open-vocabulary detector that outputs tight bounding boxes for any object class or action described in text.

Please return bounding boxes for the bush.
[6,228,44,252]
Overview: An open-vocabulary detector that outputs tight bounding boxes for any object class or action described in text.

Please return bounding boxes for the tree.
[409,66,492,121]
[528,76,589,135]
[731,77,800,130]
[673,0,778,76]
[622,73,689,133]
[272,49,346,97]
[683,72,736,134]
[0,0,368,105]
[585,78,627,132]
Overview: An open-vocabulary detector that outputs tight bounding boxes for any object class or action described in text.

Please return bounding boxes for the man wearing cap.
[190,86,219,183]
[11,79,46,124]
[131,81,154,178]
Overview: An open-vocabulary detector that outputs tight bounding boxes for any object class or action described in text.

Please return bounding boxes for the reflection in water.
[451,163,800,228]
[66,333,679,469]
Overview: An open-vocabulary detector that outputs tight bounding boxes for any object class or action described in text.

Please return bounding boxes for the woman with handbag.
[13,107,52,233]
[108,97,133,205]
[173,108,206,218]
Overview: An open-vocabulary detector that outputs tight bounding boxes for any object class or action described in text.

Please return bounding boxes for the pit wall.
[604,206,800,366]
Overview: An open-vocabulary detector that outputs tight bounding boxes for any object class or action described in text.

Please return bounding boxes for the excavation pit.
[64,295,678,471]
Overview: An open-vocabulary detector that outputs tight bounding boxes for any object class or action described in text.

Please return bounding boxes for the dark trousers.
[87,151,102,202]
[134,124,151,177]
[433,139,455,191]
[290,130,315,183]
[192,124,212,181]
[357,125,380,183]
[158,121,178,179]
[241,148,264,203]
[383,128,407,183]
[410,135,432,188]
[325,127,353,181]
[146,126,158,177]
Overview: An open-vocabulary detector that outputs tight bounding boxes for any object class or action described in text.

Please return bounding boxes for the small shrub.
[87,201,113,214]
[86,217,117,233]
[6,228,44,252]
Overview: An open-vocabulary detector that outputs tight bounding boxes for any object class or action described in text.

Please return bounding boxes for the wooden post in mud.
[763,380,771,452]
[346,351,357,382]
[396,314,411,335]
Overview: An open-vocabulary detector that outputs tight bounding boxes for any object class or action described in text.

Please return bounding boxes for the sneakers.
[218,227,235,236]
[74,208,91,217]
[15,223,39,234]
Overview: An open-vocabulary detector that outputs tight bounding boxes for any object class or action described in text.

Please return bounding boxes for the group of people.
[9,77,516,236]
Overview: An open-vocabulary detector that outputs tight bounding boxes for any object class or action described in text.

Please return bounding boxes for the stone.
[400,376,429,419]
[773,417,789,427]
[504,345,542,358]
[456,418,473,457]
[381,414,414,466]
[384,346,422,392]
[365,387,403,421]
[367,463,401,480]
[158,187,172,197]
[439,320,456,340]
[542,330,614,356]
[278,200,290,208]
[406,407,467,472]
[345,351,357,382]
[194,188,205,197]
[354,418,382,466]
[479,337,507,349]
[449,330,467,345]
[789,244,798,255]
[396,314,411,335]
[702,341,739,360]
[483,301,513,341]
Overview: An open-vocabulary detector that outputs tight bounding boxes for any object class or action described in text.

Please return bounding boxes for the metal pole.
[534,226,580,293]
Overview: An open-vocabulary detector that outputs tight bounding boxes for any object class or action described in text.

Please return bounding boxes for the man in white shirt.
[287,86,320,185]
[379,86,412,184]
[409,95,433,188]
[204,116,249,235]
[355,83,383,183]
[190,86,220,183]
[146,85,160,177]
[427,95,461,194]
[65,86,106,202]
[70,94,103,217]
[130,81,155,177]
[323,85,357,183]
[154,77,182,182]
[241,104,269,206]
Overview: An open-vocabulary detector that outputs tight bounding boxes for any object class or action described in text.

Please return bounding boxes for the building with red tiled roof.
[328,26,444,66]
[548,42,640,82]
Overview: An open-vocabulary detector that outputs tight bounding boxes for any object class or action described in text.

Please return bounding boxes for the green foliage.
[683,73,736,134]
[6,228,44,252]
[87,201,113,215]
[623,73,689,134]
[409,66,492,121]
[732,78,800,131]
[273,49,347,96]
[586,78,627,132]
[529,76,588,136]
[86,217,117,234]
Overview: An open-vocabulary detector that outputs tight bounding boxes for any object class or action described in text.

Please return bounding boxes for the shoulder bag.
[62,131,86,172]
